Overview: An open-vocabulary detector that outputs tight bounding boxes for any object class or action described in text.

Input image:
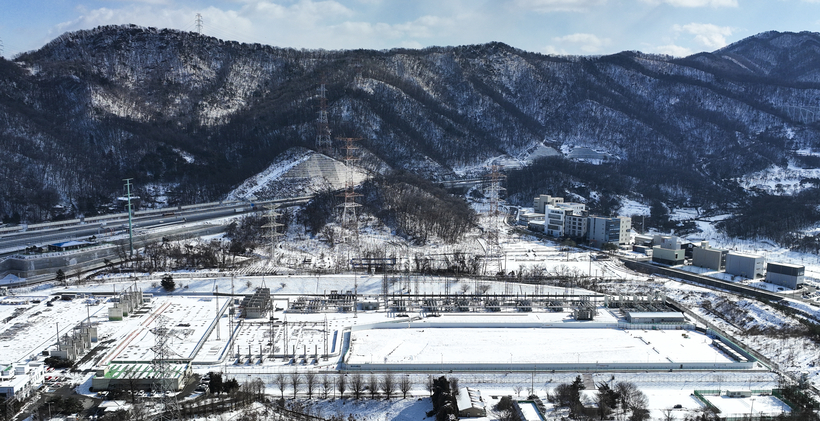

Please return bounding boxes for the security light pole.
[123,178,134,257]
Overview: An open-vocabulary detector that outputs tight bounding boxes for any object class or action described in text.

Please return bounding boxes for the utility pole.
[123,178,135,258]
[195,13,203,34]
[215,284,220,340]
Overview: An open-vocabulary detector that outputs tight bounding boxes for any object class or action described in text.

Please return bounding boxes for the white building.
[588,216,631,248]
[544,206,567,237]
[533,195,563,213]
[725,252,765,279]
[564,213,588,239]
[0,362,45,401]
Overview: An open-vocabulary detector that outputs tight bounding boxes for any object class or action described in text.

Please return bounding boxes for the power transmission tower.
[262,203,284,261]
[195,14,203,34]
[337,137,362,247]
[316,82,332,154]
[484,164,506,275]
[151,316,181,421]
[123,179,135,258]
[0,37,4,58]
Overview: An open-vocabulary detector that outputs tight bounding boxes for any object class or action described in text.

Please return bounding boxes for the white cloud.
[651,44,693,57]
[673,23,734,49]
[513,0,607,13]
[552,33,611,53]
[640,0,737,7]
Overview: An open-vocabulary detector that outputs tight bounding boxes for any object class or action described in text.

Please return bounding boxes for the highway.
[0,197,310,253]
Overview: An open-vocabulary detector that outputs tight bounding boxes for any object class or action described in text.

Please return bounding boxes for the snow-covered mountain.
[3,25,820,223]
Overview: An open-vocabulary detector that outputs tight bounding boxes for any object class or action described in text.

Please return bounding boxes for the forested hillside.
[3,26,820,242]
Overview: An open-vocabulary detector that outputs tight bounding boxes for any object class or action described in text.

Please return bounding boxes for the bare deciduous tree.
[305,372,317,399]
[368,373,379,400]
[399,375,412,399]
[321,374,331,399]
[274,372,286,399]
[290,372,301,399]
[351,373,365,400]
[381,372,396,400]
[337,374,347,399]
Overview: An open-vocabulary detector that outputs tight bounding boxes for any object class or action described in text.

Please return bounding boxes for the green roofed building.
[92,362,191,392]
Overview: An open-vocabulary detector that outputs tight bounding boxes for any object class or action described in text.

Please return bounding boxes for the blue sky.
[2,0,820,58]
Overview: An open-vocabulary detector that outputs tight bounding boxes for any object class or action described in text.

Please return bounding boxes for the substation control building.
[652,246,685,266]
[765,262,805,289]
[724,252,765,279]
[692,242,728,271]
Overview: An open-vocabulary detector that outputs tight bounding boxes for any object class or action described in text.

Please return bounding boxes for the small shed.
[456,387,486,418]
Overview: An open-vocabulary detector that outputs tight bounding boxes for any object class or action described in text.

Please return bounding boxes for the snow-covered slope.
[226,148,367,200]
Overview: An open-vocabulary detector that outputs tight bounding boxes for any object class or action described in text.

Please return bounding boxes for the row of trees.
[269,372,413,401]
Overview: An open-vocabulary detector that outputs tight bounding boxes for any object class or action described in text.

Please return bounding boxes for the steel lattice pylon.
[151,316,181,421]
[262,203,284,260]
[316,82,333,154]
[484,164,506,275]
[337,137,363,247]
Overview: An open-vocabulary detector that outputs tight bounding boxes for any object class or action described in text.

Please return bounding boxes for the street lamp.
[750,398,756,420]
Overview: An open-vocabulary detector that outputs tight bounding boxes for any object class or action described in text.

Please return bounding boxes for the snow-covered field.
[704,394,791,417]
[346,324,733,366]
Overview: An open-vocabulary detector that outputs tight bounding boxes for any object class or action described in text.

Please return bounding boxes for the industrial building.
[765,262,805,289]
[652,246,684,266]
[0,362,44,401]
[725,252,765,279]
[623,311,686,324]
[692,242,727,271]
[91,362,192,392]
[588,216,631,248]
[653,235,679,250]
[241,287,272,319]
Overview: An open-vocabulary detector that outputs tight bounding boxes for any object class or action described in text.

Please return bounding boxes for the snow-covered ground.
[735,161,820,195]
